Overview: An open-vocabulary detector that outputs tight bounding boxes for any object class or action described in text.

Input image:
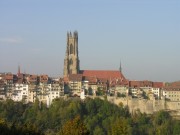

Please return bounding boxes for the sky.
[0,0,179,82]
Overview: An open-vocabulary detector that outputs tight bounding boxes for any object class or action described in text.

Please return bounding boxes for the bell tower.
[64,31,80,77]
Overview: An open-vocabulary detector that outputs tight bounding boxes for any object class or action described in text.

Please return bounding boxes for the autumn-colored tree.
[58,115,89,135]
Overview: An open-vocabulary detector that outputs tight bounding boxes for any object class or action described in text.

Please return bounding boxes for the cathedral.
[63,31,127,85]
[63,31,80,76]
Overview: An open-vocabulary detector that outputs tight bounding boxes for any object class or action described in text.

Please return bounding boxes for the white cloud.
[0,37,23,44]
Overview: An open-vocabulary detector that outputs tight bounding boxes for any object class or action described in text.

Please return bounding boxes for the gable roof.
[80,70,126,81]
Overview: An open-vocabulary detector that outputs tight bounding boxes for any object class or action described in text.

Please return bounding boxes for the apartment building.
[163,90,180,101]
[12,83,29,102]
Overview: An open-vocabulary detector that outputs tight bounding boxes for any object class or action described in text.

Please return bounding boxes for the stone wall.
[106,96,180,116]
[88,96,180,117]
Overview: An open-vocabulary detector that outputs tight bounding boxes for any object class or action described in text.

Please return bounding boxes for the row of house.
[1,72,180,106]
[65,73,180,101]
[163,81,180,101]
[0,73,64,106]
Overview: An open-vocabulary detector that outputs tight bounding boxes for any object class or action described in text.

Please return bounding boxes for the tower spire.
[119,60,122,73]
[18,64,21,76]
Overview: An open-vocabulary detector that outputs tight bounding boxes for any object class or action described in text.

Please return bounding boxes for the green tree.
[96,87,104,96]
[131,110,153,135]
[108,117,131,135]
[173,120,180,135]
[93,126,104,135]
[117,92,126,98]
[88,87,93,95]
[153,111,173,135]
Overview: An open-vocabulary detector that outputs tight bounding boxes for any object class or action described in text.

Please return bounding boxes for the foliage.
[87,87,93,95]
[142,91,148,99]
[108,117,131,135]
[117,92,126,97]
[173,120,180,135]
[0,117,43,135]
[153,110,173,135]
[96,87,104,96]
[0,98,179,135]
[58,115,89,135]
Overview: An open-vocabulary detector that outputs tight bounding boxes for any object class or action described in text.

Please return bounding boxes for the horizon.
[0,0,179,82]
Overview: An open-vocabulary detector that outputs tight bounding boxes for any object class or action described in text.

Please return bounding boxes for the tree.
[96,87,104,96]
[0,118,10,134]
[117,92,126,98]
[0,118,43,135]
[58,115,89,135]
[88,87,93,95]
[153,111,173,135]
[154,110,171,126]
[173,121,180,135]
[108,117,131,135]
[93,126,104,135]
[131,110,153,135]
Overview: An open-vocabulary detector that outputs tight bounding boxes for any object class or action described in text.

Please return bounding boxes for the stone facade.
[64,31,80,77]
[163,90,180,101]
[106,96,180,117]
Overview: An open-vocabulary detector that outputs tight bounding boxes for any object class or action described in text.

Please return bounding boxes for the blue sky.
[0,0,179,82]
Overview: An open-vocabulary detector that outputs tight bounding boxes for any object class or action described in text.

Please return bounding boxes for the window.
[69,58,73,65]
[70,44,73,54]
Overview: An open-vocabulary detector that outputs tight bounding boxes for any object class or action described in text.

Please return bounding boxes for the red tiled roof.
[40,75,48,83]
[129,81,141,88]
[63,77,69,83]
[153,82,164,88]
[164,81,180,89]
[29,75,38,78]
[129,80,163,88]
[5,74,13,80]
[142,80,153,87]
[83,76,97,83]
[69,74,83,81]
[28,75,38,83]
[80,70,126,81]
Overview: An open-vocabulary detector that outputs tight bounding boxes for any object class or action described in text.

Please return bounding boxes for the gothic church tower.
[63,31,80,77]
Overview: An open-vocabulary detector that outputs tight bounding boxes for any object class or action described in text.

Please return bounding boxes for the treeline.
[0,98,180,135]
